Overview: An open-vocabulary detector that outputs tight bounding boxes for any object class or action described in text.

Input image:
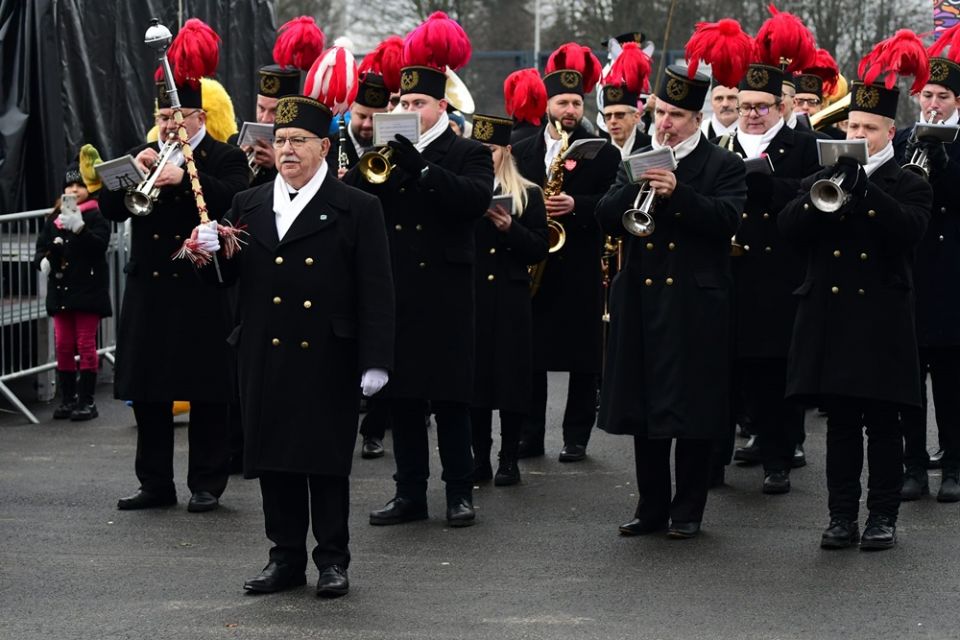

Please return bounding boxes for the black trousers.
[360,396,391,440]
[470,408,524,462]
[738,358,804,473]
[634,437,712,524]
[259,472,349,572]
[390,399,473,504]
[825,401,903,521]
[132,401,229,497]
[525,371,597,447]
[902,346,960,473]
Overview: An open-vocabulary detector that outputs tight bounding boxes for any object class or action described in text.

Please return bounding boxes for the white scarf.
[611,125,639,159]
[920,109,960,125]
[864,141,895,177]
[272,160,328,240]
[702,114,736,137]
[737,118,784,159]
[785,111,798,129]
[160,125,207,168]
[651,129,701,161]
[544,125,565,174]
[414,111,450,152]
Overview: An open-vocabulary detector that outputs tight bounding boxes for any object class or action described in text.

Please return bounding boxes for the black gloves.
[387,134,427,175]
[920,139,949,176]
[834,156,868,201]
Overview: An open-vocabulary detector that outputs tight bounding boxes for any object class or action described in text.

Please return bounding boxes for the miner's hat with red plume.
[274,42,359,137]
[257,16,325,100]
[794,49,840,98]
[504,68,546,126]
[544,43,602,97]
[684,19,754,91]
[155,18,221,109]
[658,64,710,111]
[853,29,930,119]
[927,23,960,95]
[739,5,816,97]
[601,42,651,108]
[400,12,471,100]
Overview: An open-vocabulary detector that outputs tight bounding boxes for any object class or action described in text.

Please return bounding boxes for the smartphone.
[490,194,515,215]
[61,193,79,215]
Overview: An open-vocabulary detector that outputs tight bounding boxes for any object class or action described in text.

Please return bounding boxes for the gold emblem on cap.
[364,87,386,105]
[401,70,420,91]
[275,100,299,125]
[666,77,689,102]
[633,33,643,43]
[560,71,580,89]
[799,75,820,93]
[473,119,494,141]
[606,86,624,102]
[854,84,880,110]
[746,67,770,89]
[931,60,950,83]
[260,75,281,96]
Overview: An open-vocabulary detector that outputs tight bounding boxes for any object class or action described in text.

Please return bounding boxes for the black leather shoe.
[468,460,493,483]
[494,459,520,486]
[619,517,667,536]
[316,564,349,598]
[928,448,944,469]
[558,444,587,462]
[117,489,177,511]
[667,521,700,539]
[820,518,859,549]
[937,473,960,503]
[244,561,306,594]
[901,470,929,501]
[187,490,219,513]
[446,497,476,527]
[792,444,807,469]
[517,438,544,459]
[734,435,761,464]
[369,497,428,526]
[860,515,897,551]
[708,464,725,489]
[361,437,385,459]
[762,471,791,495]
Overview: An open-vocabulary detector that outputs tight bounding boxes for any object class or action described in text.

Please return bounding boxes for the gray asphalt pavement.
[1,372,958,640]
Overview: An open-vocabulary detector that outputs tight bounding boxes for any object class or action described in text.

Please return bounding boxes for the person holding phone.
[468,114,549,485]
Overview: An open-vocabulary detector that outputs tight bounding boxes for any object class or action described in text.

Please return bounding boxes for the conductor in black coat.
[344,64,494,527]
[779,82,932,550]
[196,95,395,597]
[99,80,249,513]
[597,65,746,538]
[511,66,621,462]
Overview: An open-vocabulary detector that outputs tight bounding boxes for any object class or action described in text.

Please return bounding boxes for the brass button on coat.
[395,224,403,231]
[489,248,496,254]
[646,242,654,250]
[668,242,676,250]
[303,300,312,309]
[152,271,160,278]
[273,297,281,304]
[665,277,674,285]
[860,253,868,261]
[487,274,495,281]
[867,209,877,218]
[644,278,653,286]
[300,341,309,349]
[271,338,280,346]
[833,250,841,258]
[275,256,284,265]
[305,257,314,266]
[831,286,839,294]
[763,213,770,220]
[858,289,865,295]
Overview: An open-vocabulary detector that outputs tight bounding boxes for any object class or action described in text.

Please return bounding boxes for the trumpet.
[902,109,947,180]
[124,132,179,216]
[623,181,657,236]
[357,146,396,184]
[246,148,261,180]
[810,171,852,213]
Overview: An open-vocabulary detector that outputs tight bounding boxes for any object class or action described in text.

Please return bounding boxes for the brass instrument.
[810,171,852,212]
[902,110,955,180]
[623,181,657,236]
[337,115,350,172]
[529,121,569,296]
[124,131,179,216]
[444,68,475,115]
[246,148,261,180]
[357,146,396,183]
[810,93,850,131]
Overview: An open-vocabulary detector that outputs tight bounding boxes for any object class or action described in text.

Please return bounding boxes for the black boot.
[494,454,520,486]
[53,370,77,419]
[70,370,99,421]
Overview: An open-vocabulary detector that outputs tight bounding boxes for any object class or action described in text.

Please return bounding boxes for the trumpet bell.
[123,190,155,216]
[358,147,395,184]
[623,210,655,237]
[547,219,566,252]
[809,174,850,213]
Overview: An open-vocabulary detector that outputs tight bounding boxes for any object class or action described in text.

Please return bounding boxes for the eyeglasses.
[272,136,322,149]
[795,97,822,107]
[155,110,202,125]
[737,103,776,116]
[602,111,633,121]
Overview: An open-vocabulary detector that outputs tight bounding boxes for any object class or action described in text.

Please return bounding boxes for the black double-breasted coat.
[209,175,395,478]
[728,125,821,358]
[512,124,622,373]
[779,159,932,408]
[344,127,494,403]
[99,134,249,401]
[472,185,549,413]
[34,204,112,318]
[596,136,747,438]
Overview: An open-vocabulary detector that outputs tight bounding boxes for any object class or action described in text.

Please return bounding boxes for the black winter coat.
[512,124,622,373]
[99,134,249,401]
[596,136,746,438]
[779,159,932,408]
[344,127,494,403]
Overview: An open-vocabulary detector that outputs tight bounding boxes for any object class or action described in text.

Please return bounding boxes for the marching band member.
[779,31,932,550]
[793,49,845,139]
[468,114,548,486]
[599,43,652,158]
[701,80,739,140]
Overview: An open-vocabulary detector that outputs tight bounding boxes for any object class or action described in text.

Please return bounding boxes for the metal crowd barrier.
[0,207,128,423]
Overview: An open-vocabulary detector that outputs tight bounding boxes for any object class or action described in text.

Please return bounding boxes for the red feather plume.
[273,16,325,71]
[754,4,816,73]
[805,48,840,96]
[504,68,546,125]
[603,43,651,94]
[859,29,930,93]
[158,18,220,88]
[303,46,358,115]
[358,36,404,93]
[684,19,753,88]
[545,43,602,94]
[928,22,960,62]
[402,11,472,72]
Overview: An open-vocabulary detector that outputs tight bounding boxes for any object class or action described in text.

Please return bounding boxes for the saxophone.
[529,121,569,296]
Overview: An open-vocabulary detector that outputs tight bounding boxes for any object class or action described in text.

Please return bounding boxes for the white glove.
[40,257,51,276]
[57,208,84,233]
[195,221,220,253]
[361,368,389,397]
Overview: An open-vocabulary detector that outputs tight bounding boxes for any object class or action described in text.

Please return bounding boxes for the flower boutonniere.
[564,158,578,172]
